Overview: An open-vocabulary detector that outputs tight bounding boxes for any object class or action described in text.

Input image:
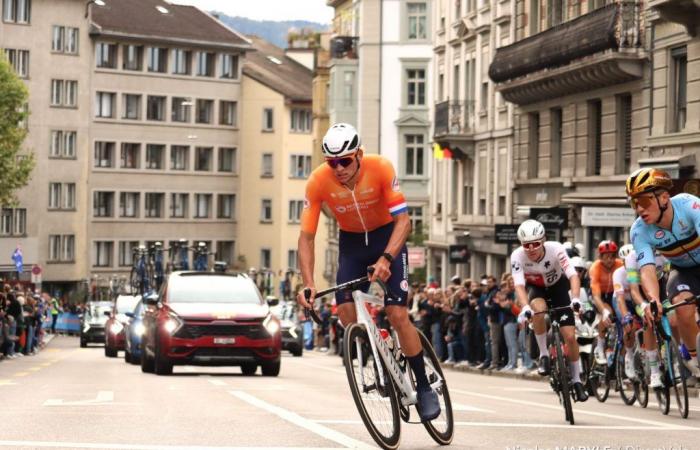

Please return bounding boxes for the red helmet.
[597,240,618,255]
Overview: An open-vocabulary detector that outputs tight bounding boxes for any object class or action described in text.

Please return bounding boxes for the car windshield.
[271,303,295,321]
[116,296,140,314]
[88,302,113,318]
[168,275,263,304]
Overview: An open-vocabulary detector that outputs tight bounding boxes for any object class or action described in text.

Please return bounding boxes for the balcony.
[649,0,700,36]
[330,36,358,59]
[488,2,646,105]
[434,100,476,139]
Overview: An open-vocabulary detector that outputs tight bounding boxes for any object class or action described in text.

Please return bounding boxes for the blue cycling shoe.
[416,387,441,422]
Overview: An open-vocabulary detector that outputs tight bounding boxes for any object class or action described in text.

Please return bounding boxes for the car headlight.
[263,315,280,335]
[163,314,183,335]
[134,323,146,336]
[110,322,124,334]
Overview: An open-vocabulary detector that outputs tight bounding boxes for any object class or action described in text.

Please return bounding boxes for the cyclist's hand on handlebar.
[369,258,391,283]
[298,286,315,309]
[517,305,532,325]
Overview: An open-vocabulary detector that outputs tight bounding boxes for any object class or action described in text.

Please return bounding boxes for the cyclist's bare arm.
[568,274,581,300]
[515,285,529,308]
[616,292,631,318]
[297,231,316,308]
[640,264,663,311]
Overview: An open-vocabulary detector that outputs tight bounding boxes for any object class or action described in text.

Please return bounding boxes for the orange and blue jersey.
[301,154,408,235]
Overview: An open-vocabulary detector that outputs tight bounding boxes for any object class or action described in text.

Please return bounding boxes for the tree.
[0,55,35,206]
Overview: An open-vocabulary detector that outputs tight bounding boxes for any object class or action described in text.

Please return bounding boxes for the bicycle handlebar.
[524,303,580,320]
[650,295,700,319]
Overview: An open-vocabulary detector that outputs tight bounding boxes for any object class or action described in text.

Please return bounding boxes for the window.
[480,81,489,112]
[147,47,167,72]
[64,183,75,209]
[0,208,11,235]
[50,131,62,157]
[4,49,29,78]
[195,147,212,171]
[50,130,76,158]
[530,0,540,35]
[290,109,312,132]
[93,191,114,217]
[145,144,164,169]
[146,96,166,121]
[260,248,271,269]
[119,241,139,266]
[216,241,235,265]
[218,147,236,173]
[587,100,602,176]
[343,71,355,107]
[122,94,141,120]
[288,200,303,223]
[407,3,427,39]
[288,249,298,271]
[196,51,215,76]
[196,99,213,124]
[119,192,139,217]
[95,42,117,68]
[262,153,273,177]
[289,154,311,178]
[48,183,61,209]
[527,113,540,178]
[94,141,115,168]
[62,236,74,262]
[64,131,76,158]
[93,241,113,267]
[170,193,188,218]
[145,193,164,218]
[170,145,188,170]
[171,97,191,122]
[261,199,272,222]
[478,149,488,215]
[616,94,632,174]
[405,134,425,176]
[217,194,235,219]
[3,0,30,23]
[120,143,140,169]
[220,53,238,78]
[671,46,687,132]
[547,0,564,28]
[550,107,562,177]
[48,235,60,261]
[123,45,143,70]
[194,194,211,218]
[172,49,191,75]
[263,108,274,131]
[95,92,115,118]
[50,80,62,106]
[220,101,237,126]
[407,206,423,236]
[48,235,74,262]
[406,69,426,106]
[52,26,64,52]
[452,64,460,100]
[65,27,79,54]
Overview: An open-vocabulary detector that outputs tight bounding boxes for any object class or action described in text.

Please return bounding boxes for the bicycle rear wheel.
[668,338,689,418]
[589,356,610,402]
[553,331,574,425]
[616,349,637,406]
[415,329,454,445]
[343,324,401,450]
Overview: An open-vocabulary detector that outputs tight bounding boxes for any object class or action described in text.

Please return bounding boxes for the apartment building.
[326,0,433,246]
[1,0,251,293]
[427,0,516,284]
[239,36,329,290]
[488,0,698,260]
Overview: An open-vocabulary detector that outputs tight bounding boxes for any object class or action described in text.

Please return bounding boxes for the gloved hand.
[570,298,582,312]
[518,305,532,325]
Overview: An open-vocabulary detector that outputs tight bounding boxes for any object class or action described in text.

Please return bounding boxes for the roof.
[243,36,312,102]
[89,0,251,50]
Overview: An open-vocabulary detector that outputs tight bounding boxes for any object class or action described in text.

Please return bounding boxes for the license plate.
[214,337,236,344]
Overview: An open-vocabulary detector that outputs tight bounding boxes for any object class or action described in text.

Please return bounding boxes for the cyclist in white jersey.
[511,220,588,402]
[613,244,642,380]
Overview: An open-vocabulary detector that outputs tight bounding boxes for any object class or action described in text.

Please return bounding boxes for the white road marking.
[452,402,494,413]
[0,442,340,450]
[207,379,228,386]
[285,358,346,375]
[450,388,697,430]
[43,390,114,407]
[500,387,549,393]
[230,390,373,449]
[312,419,681,430]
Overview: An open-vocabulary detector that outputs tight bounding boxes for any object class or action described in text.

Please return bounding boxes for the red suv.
[140,272,281,376]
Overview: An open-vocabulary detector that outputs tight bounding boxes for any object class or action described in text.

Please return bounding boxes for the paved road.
[0,336,698,450]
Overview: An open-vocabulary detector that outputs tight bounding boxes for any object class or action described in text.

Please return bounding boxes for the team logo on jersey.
[655,230,665,239]
[511,262,521,271]
[637,252,644,261]
[391,176,400,192]
[303,196,310,209]
[560,314,569,322]
[679,219,688,230]
[544,261,551,269]
[677,284,691,292]
[400,280,409,292]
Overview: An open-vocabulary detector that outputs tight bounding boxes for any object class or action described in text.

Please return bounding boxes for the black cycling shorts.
[527,276,575,327]
[667,265,700,302]
[336,222,408,307]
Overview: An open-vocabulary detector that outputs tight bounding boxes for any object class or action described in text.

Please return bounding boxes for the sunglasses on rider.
[523,241,543,251]
[326,156,355,169]
[629,193,656,210]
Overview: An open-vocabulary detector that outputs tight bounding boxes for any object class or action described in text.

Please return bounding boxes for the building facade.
[427,0,516,285]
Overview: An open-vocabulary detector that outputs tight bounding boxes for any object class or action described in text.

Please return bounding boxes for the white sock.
[646,350,660,374]
[536,333,547,358]
[569,359,582,383]
[625,348,634,364]
[596,339,605,353]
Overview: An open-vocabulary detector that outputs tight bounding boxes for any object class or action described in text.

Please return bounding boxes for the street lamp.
[85,0,106,18]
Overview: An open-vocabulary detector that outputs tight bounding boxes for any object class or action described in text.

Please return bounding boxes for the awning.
[638,154,695,178]
[561,191,627,205]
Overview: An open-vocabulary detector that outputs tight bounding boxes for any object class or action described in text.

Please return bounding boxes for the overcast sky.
[171,0,334,23]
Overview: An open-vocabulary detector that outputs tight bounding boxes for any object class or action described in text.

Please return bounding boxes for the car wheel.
[80,338,87,348]
[105,345,117,358]
[124,349,131,363]
[154,337,173,375]
[241,363,257,376]
[261,359,280,377]
[291,346,303,357]
[141,341,155,373]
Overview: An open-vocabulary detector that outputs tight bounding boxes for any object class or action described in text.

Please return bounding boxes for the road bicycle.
[130,245,152,296]
[304,274,454,450]
[167,239,190,272]
[630,328,649,408]
[149,241,166,291]
[526,305,579,425]
[192,242,215,272]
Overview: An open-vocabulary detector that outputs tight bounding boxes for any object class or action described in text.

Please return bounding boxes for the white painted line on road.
[207,379,228,386]
[43,390,114,407]
[0,441,341,450]
[452,402,494,413]
[285,359,346,375]
[230,390,373,449]
[312,419,676,430]
[450,388,698,430]
[499,387,549,393]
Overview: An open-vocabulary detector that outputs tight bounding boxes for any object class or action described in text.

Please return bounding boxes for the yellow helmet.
[625,168,673,197]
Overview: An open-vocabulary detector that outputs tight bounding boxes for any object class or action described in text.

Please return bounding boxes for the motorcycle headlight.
[163,314,183,335]
[263,315,280,335]
[110,321,124,334]
[134,323,146,336]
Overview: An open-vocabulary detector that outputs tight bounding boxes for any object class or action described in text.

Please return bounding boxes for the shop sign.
[530,207,568,229]
[448,245,470,263]
[581,207,637,227]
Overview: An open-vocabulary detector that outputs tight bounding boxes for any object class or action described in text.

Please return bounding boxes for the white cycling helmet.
[618,243,634,259]
[517,219,546,243]
[322,123,361,158]
[570,256,586,270]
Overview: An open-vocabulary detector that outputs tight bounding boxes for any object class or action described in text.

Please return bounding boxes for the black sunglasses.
[326,157,354,169]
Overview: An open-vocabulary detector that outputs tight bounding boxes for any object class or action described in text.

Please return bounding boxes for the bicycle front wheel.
[668,338,689,418]
[553,331,574,425]
[416,329,454,446]
[343,324,401,450]
[616,349,637,406]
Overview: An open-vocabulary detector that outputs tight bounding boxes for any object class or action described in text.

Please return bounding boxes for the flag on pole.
[433,142,444,160]
[12,245,23,274]
[443,147,453,159]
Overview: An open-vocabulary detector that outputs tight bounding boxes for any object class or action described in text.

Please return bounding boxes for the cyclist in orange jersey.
[590,240,624,364]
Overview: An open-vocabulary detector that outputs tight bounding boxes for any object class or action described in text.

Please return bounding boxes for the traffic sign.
[31,265,42,275]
